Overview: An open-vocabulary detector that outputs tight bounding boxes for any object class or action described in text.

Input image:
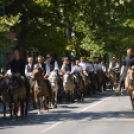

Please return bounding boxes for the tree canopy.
[0,0,134,60]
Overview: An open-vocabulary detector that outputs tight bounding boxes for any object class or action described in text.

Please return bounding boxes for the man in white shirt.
[109,57,119,71]
[79,57,87,71]
[100,61,106,73]
[25,57,34,77]
[34,56,51,95]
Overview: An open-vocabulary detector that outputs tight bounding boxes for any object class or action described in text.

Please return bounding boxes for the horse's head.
[74,72,81,83]
[127,67,134,82]
[32,68,44,81]
[9,75,21,89]
[49,71,57,88]
[63,71,70,84]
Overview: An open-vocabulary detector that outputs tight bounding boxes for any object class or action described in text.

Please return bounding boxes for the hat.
[46,53,52,58]
[112,57,116,60]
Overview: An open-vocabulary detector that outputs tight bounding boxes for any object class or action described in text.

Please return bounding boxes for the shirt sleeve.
[46,64,50,76]
[25,65,28,76]
[54,61,59,70]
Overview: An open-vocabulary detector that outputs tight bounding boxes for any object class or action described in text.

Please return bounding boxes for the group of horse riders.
[4,49,123,101]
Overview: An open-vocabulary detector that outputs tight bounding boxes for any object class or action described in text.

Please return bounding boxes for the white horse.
[48,71,59,108]
[63,71,75,103]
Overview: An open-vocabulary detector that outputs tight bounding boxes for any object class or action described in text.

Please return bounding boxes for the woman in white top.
[70,60,83,76]
[71,60,85,90]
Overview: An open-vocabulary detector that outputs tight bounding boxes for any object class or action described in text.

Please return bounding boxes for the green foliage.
[1,0,134,59]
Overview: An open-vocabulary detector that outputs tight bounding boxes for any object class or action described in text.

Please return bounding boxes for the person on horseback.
[79,57,87,71]
[45,53,63,89]
[10,49,30,101]
[109,57,119,71]
[61,58,74,72]
[70,60,85,90]
[25,57,34,77]
[116,48,134,95]
[34,56,52,96]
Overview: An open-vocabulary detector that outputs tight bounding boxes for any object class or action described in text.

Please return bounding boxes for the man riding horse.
[34,56,52,96]
[109,57,119,72]
[45,53,63,89]
[116,49,134,96]
[10,49,30,101]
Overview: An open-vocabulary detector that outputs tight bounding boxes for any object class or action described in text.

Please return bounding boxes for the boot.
[115,84,121,96]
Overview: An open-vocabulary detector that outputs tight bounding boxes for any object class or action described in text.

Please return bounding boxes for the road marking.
[40,95,114,133]
[79,95,114,112]
[40,121,63,133]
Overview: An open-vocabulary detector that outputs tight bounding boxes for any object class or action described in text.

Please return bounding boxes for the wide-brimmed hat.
[46,53,52,58]
[112,57,116,60]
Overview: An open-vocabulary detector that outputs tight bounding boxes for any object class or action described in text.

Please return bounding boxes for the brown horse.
[108,68,119,90]
[125,67,134,109]
[73,72,84,101]
[95,70,106,92]
[8,75,28,119]
[32,68,51,114]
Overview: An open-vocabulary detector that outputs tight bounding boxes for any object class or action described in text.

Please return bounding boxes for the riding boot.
[115,84,122,96]
[82,79,85,90]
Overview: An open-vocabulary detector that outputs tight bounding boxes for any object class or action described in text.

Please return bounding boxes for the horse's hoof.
[38,110,41,114]
[54,105,57,108]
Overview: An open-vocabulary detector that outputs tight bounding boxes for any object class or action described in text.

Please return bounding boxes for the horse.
[73,72,84,101]
[32,68,51,114]
[8,75,28,119]
[108,68,119,90]
[63,71,75,103]
[95,69,106,92]
[0,76,11,119]
[48,71,59,108]
[82,70,90,97]
[125,67,134,109]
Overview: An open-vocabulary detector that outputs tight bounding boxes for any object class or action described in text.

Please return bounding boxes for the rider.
[25,57,34,77]
[61,58,74,72]
[45,53,63,89]
[109,57,119,71]
[70,60,84,90]
[34,56,52,96]
[79,57,87,72]
[10,49,30,100]
[116,49,134,95]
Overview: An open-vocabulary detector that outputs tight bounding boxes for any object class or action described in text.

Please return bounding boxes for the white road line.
[40,95,114,133]
[40,121,63,133]
[79,95,114,112]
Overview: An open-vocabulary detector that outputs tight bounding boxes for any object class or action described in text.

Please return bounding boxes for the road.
[0,87,134,134]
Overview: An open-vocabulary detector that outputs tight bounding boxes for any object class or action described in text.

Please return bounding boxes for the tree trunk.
[17,0,30,60]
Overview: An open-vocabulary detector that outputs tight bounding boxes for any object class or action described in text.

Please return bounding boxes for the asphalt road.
[0,87,134,134]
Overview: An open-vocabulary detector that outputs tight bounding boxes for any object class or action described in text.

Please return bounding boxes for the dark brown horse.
[32,68,51,114]
[8,75,28,119]
[108,68,119,90]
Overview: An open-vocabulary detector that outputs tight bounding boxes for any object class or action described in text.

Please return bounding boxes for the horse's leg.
[25,97,28,115]
[54,91,57,108]
[14,102,18,120]
[9,103,13,118]
[71,89,75,103]
[3,102,6,119]
[44,96,49,111]
[20,100,24,116]
[18,101,21,115]
[37,96,41,114]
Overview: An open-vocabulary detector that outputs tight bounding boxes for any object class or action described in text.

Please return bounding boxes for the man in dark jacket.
[11,49,30,100]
